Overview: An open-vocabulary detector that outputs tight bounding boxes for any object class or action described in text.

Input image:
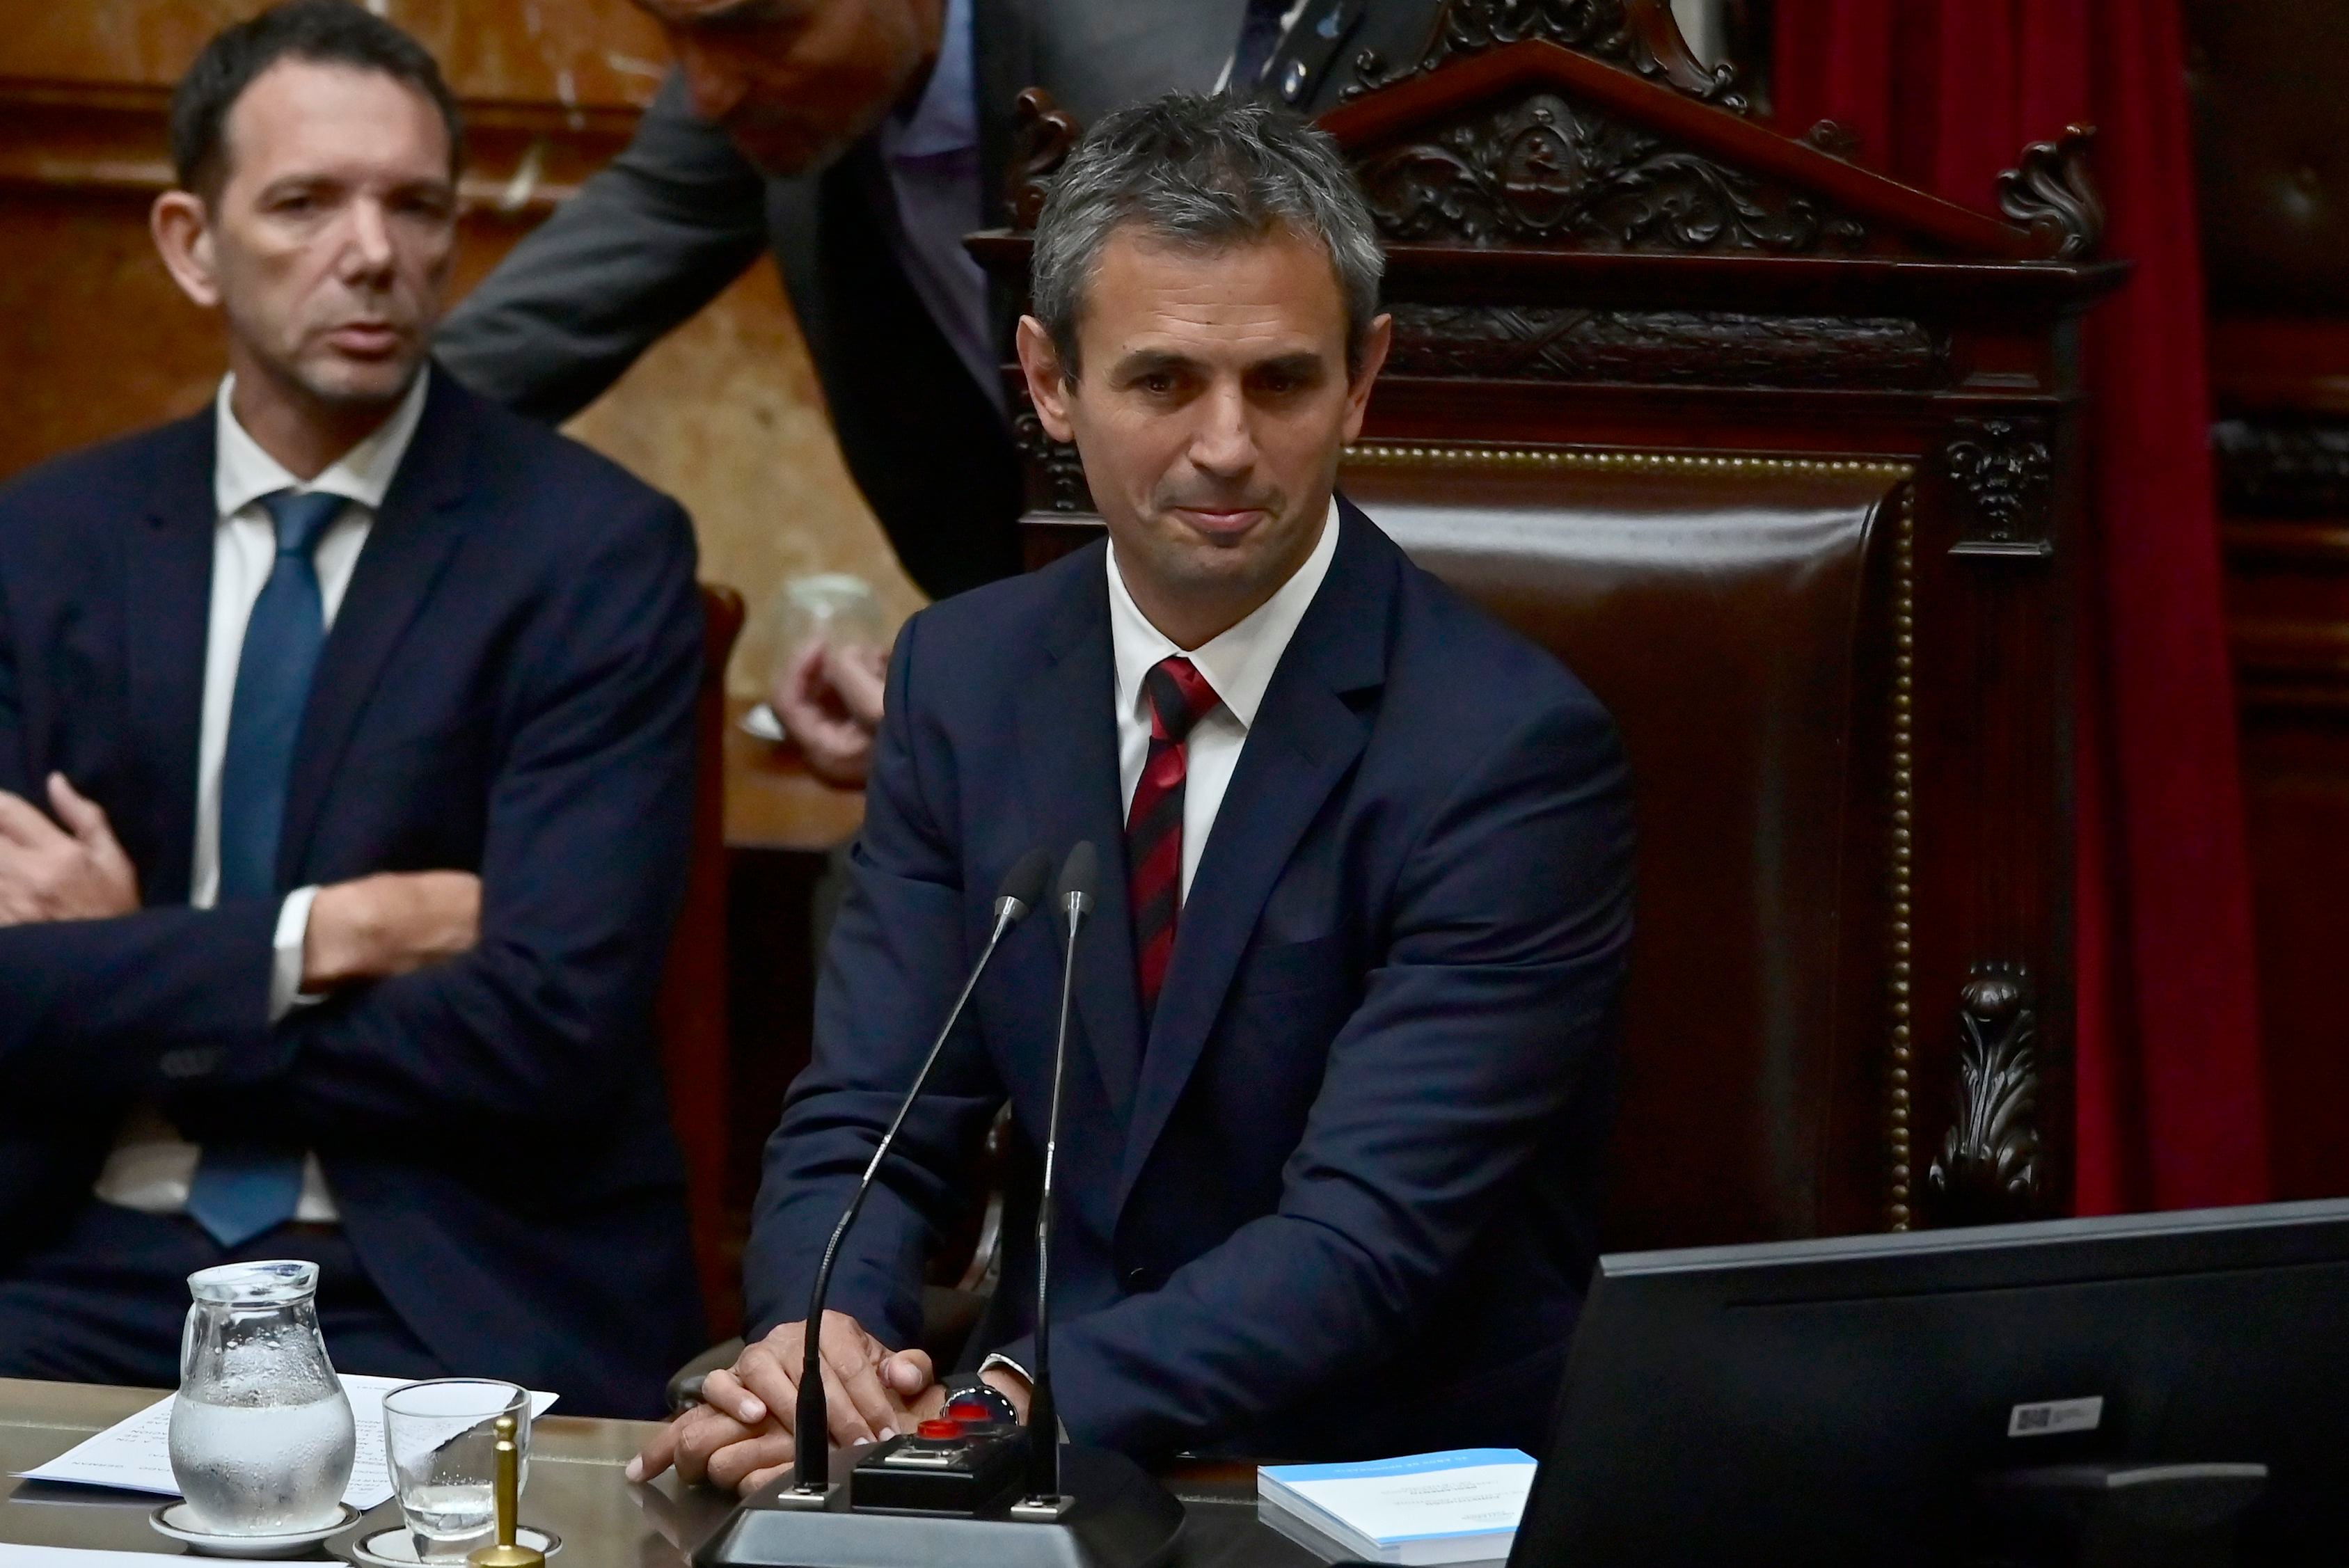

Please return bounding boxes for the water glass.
[763,572,887,712]
[381,1379,530,1563]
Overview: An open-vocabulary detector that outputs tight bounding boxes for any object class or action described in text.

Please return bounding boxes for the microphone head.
[1056,841,1098,921]
[993,847,1054,924]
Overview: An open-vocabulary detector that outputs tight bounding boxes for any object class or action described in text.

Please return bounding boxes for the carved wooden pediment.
[1316,5,2091,260]
[1003,0,2102,265]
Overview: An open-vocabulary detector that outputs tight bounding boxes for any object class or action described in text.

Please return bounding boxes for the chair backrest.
[1343,448,1906,1246]
[984,0,2121,1242]
[658,583,746,1336]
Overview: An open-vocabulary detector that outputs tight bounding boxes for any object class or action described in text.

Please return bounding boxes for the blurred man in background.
[0,1,706,1416]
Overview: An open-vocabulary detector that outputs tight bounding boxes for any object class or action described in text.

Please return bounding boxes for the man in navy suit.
[637,92,1633,1486]
[0,2,706,1416]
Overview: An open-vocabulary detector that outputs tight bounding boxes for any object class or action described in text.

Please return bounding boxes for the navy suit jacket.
[0,370,708,1416]
[745,501,1634,1460]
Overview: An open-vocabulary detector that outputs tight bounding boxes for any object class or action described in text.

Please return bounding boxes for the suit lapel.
[277,372,472,886]
[1015,544,1146,1123]
[1115,503,1394,1210]
[124,415,220,905]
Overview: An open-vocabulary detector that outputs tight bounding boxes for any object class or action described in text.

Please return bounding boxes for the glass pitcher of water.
[168,1260,356,1534]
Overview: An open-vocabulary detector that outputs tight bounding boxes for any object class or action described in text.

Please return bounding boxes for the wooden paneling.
[2188,0,2349,1202]
[0,1,924,698]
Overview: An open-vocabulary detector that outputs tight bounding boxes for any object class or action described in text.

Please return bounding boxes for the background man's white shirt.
[92,368,431,1222]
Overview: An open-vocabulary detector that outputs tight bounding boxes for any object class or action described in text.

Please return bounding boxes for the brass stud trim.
[1885,484,1918,1231]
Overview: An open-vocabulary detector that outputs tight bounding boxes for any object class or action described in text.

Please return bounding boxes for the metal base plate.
[693,1446,1184,1568]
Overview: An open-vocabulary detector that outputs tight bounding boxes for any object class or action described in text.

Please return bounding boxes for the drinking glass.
[381,1379,531,1563]
[763,572,887,719]
[168,1259,356,1535]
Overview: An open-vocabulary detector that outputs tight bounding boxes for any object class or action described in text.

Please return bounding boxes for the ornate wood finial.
[1350,0,1748,111]
[1006,88,1081,232]
[1995,124,2103,261]
[1927,963,2042,1226]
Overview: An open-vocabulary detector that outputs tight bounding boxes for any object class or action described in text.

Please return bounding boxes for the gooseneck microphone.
[789,847,1054,1498]
[1022,841,1098,1505]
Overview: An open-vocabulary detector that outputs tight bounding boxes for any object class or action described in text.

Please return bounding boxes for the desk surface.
[0,1380,1319,1568]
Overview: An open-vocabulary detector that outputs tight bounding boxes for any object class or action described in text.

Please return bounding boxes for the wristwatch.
[940,1377,1021,1426]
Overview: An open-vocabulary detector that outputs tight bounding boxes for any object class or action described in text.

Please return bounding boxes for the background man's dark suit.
[434,0,1446,601]
[0,372,709,1416]
[745,500,1634,1460]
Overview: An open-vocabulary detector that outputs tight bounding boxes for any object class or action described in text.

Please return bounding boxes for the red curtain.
[1772,0,2268,1212]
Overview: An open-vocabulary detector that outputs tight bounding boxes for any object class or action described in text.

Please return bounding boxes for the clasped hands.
[628,1310,1033,1496]
[0,773,479,987]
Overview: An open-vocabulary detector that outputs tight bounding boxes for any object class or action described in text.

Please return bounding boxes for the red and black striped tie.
[1128,656,1221,1020]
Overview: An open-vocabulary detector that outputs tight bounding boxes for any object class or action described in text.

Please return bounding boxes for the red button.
[943,1399,993,1423]
[916,1418,965,1439]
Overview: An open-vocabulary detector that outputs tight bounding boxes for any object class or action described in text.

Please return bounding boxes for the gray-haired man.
[635,92,1633,1483]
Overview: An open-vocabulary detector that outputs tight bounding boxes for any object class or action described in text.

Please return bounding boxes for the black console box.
[851,1424,1033,1516]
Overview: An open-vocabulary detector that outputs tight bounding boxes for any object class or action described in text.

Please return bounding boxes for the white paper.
[15,1375,558,1512]
[1259,1449,1535,1553]
[0,1546,289,1568]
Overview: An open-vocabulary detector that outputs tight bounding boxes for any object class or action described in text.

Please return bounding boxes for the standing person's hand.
[773,640,888,788]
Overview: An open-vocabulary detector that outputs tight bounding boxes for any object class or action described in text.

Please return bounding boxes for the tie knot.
[260,490,347,559]
[1144,656,1219,745]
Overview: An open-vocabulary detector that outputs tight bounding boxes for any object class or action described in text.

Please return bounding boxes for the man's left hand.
[0,775,139,926]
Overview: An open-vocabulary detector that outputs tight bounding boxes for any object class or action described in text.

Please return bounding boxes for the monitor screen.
[1517,1198,2349,1564]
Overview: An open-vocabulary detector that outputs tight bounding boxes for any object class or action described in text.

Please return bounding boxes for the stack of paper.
[14,1374,557,1512]
[1256,1448,1537,1567]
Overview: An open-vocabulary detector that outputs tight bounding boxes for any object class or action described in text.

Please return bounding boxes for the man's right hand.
[302,871,481,990]
[627,1310,935,1490]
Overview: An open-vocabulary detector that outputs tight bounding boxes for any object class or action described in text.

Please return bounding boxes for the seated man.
[637,92,1634,1488]
[0,1,706,1416]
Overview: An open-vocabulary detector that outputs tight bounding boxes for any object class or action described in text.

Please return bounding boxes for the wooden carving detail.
[1350,0,1747,111]
[1385,304,1947,388]
[1943,416,2054,557]
[2213,418,2349,516]
[1357,93,1867,251]
[1928,964,2042,1226]
[1006,88,1080,231]
[1011,404,1091,512]
[1996,124,2103,262]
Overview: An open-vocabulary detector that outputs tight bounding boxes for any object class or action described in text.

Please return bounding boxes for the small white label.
[2008,1396,2103,1438]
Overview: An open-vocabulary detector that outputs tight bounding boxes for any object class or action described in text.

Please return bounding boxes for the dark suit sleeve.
[993,694,1635,1455]
[739,611,1008,1347]
[435,72,771,423]
[0,497,703,1144]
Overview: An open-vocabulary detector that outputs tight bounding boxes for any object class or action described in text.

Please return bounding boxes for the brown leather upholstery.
[658,583,747,1336]
[1342,450,1904,1248]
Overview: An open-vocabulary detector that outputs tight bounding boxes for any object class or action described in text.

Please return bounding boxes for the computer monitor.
[1515,1198,2349,1564]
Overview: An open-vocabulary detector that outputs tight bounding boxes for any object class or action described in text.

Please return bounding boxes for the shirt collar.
[1106,498,1339,733]
[212,365,432,522]
[880,0,977,163]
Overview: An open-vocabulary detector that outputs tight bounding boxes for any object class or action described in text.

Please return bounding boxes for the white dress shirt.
[1105,503,1339,901]
[92,367,432,1223]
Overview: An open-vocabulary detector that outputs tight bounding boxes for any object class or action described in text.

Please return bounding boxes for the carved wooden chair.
[977,0,2123,1245]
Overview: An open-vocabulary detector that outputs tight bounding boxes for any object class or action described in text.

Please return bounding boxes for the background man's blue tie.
[187,488,345,1249]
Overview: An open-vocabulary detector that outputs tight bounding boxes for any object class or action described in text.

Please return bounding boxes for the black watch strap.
[941,1378,1020,1425]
